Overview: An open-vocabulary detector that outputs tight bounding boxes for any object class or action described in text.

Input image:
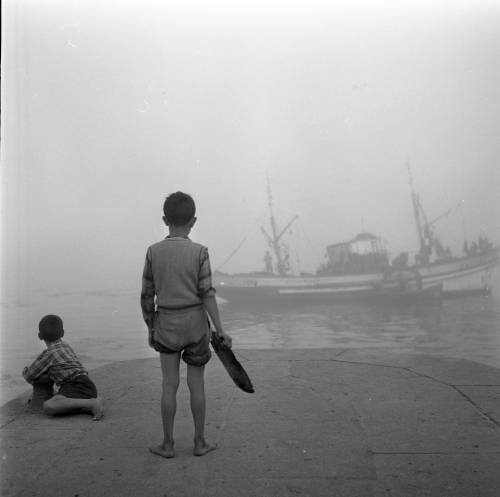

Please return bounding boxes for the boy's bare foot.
[149,444,175,459]
[193,441,217,456]
[91,398,104,420]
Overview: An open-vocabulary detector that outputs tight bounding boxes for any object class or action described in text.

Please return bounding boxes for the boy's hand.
[216,330,232,348]
[22,366,33,384]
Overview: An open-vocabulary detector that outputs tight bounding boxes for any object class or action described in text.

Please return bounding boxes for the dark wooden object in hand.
[210,332,254,393]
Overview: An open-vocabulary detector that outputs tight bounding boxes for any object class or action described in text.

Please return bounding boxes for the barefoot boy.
[22,314,103,420]
[141,191,231,458]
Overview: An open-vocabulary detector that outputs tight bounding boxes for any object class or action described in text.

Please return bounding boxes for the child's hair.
[38,314,64,342]
[163,192,196,226]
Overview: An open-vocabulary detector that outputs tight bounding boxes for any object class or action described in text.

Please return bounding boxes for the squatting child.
[141,191,232,458]
[22,314,103,420]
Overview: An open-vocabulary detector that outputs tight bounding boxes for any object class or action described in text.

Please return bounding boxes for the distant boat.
[214,169,499,303]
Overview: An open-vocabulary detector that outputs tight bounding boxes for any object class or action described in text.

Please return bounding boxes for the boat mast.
[407,163,428,264]
[266,178,284,274]
[261,177,298,276]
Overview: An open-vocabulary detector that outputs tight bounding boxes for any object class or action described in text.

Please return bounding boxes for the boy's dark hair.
[163,192,196,226]
[38,314,64,342]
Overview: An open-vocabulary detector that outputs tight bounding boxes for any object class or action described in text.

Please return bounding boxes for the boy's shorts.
[56,374,98,399]
[151,306,211,367]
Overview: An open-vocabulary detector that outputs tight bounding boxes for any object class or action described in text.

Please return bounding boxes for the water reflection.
[222,295,500,369]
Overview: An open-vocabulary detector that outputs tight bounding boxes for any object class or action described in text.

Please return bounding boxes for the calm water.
[1,277,499,405]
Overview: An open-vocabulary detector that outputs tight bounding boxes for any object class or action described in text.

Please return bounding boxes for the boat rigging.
[259,177,298,276]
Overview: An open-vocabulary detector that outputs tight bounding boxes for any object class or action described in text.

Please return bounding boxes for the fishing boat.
[214,168,499,303]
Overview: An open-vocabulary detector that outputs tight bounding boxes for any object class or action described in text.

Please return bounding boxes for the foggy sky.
[2,0,500,296]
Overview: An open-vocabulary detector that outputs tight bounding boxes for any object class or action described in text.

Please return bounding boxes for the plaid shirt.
[22,340,87,386]
[141,236,215,326]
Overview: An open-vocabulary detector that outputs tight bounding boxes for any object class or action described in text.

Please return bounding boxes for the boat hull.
[417,252,498,294]
[214,250,499,304]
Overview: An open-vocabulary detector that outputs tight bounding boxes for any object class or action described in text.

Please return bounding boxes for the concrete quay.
[2,349,500,497]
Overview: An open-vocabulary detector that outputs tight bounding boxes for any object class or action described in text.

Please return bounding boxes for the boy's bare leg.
[150,352,180,458]
[43,395,104,420]
[31,375,54,409]
[187,364,216,456]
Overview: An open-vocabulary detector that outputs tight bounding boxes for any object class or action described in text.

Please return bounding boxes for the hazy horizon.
[2,0,500,298]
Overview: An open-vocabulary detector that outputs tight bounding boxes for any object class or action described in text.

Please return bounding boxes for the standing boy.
[22,314,103,420]
[141,191,231,458]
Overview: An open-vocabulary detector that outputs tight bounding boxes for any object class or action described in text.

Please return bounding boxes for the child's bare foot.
[91,398,104,420]
[193,439,217,456]
[149,444,175,459]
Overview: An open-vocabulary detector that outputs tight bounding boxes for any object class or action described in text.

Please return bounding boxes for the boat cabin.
[318,232,390,275]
